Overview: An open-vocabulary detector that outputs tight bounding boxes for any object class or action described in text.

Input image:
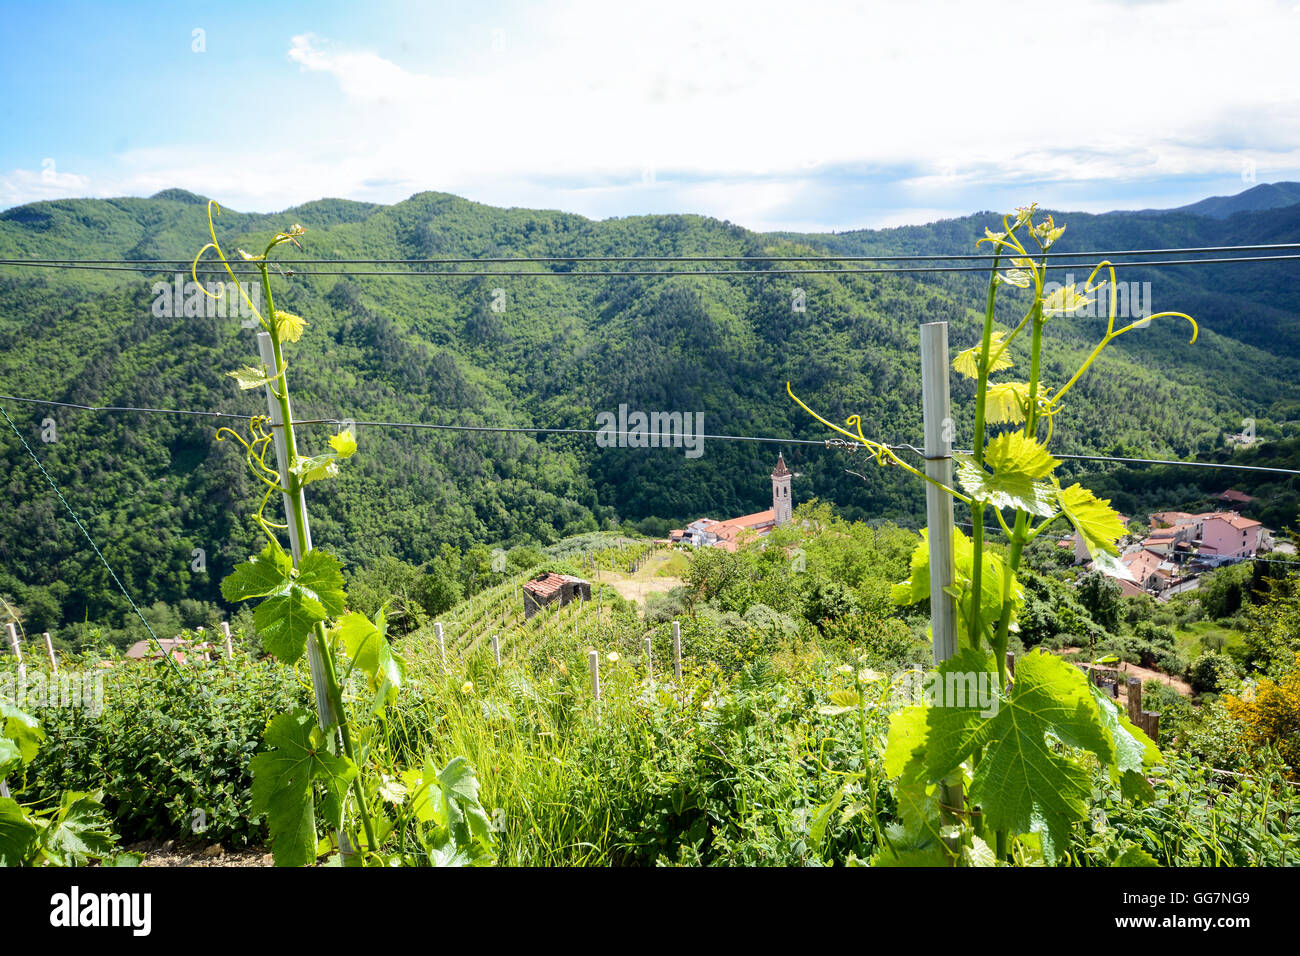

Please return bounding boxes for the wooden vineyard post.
[257,332,336,732]
[492,634,501,666]
[672,620,682,680]
[920,321,963,834]
[644,636,653,682]
[256,331,348,856]
[5,622,24,683]
[1126,677,1143,725]
[1005,651,1015,679]
[435,622,446,666]
[588,649,600,700]
[43,632,57,674]
[220,621,234,658]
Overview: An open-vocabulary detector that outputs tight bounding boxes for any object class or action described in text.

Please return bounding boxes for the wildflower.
[607,651,620,663]
[836,664,854,675]
[460,680,474,694]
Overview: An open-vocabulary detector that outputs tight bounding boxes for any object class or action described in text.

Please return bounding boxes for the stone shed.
[522,572,592,619]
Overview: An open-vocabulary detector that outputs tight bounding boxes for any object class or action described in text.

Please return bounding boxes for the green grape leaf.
[1,701,43,769]
[984,382,1030,424]
[1056,481,1126,558]
[329,429,357,458]
[965,650,1113,862]
[291,432,357,486]
[953,331,1014,379]
[273,310,307,343]
[956,432,1059,517]
[892,531,1021,644]
[226,364,279,390]
[953,528,1022,643]
[1113,845,1159,867]
[297,549,347,618]
[336,609,404,712]
[1041,282,1090,315]
[984,431,1059,479]
[0,798,38,866]
[963,835,998,867]
[0,739,17,776]
[1088,684,1159,777]
[220,542,293,603]
[38,791,117,865]
[408,756,496,865]
[1091,551,1136,582]
[884,705,930,780]
[250,710,357,868]
[253,587,327,664]
[870,779,950,867]
[920,647,1002,783]
[809,783,846,848]
[891,531,932,606]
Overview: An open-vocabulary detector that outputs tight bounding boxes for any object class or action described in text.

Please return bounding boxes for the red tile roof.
[711,510,776,541]
[522,572,588,598]
[1205,512,1262,531]
[1218,489,1256,504]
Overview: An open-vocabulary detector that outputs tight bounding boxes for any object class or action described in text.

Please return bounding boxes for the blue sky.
[3,0,1299,231]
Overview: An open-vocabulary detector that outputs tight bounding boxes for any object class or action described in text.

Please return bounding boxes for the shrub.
[1187,651,1240,696]
[1223,653,1300,778]
[24,658,308,846]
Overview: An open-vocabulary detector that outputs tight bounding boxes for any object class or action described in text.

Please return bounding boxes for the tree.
[1077,571,1122,633]
[1200,563,1252,621]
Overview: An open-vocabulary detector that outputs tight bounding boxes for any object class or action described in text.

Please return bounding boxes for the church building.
[669,454,795,551]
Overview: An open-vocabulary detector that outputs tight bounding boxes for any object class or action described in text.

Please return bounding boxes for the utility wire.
[5,242,1300,264]
[0,401,183,675]
[4,253,1300,277]
[3,393,1298,476]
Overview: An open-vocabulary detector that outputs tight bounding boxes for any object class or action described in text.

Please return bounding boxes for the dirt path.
[593,551,683,604]
[128,839,272,867]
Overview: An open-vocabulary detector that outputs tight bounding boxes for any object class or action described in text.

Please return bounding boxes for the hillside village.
[669,454,796,551]
[1069,489,1279,599]
[667,456,1281,607]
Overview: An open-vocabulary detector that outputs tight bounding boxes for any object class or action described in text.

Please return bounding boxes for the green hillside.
[1,188,1298,638]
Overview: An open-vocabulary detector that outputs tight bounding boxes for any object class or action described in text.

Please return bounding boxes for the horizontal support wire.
[4,241,1300,264]
[3,253,1300,277]
[2,393,1297,476]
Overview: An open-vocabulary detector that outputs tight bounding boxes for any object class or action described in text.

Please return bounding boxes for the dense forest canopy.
[1,186,1298,637]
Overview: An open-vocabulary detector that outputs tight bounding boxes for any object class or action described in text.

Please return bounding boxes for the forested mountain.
[1,185,1298,635]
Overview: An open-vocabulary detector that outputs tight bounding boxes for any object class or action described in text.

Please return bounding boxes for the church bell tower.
[772,453,793,526]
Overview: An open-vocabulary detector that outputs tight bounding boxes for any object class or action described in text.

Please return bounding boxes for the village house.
[1121,548,1176,593]
[670,454,794,552]
[1089,504,1272,597]
[1199,512,1263,564]
[521,572,592,619]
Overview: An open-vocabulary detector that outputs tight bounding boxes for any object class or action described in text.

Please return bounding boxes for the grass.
[1173,619,1247,658]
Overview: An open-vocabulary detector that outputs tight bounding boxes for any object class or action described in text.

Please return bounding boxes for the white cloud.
[0,159,94,207]
[8,0,1300,229]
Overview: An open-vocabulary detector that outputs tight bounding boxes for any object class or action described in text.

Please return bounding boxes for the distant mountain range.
[1161,181,1300,219]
